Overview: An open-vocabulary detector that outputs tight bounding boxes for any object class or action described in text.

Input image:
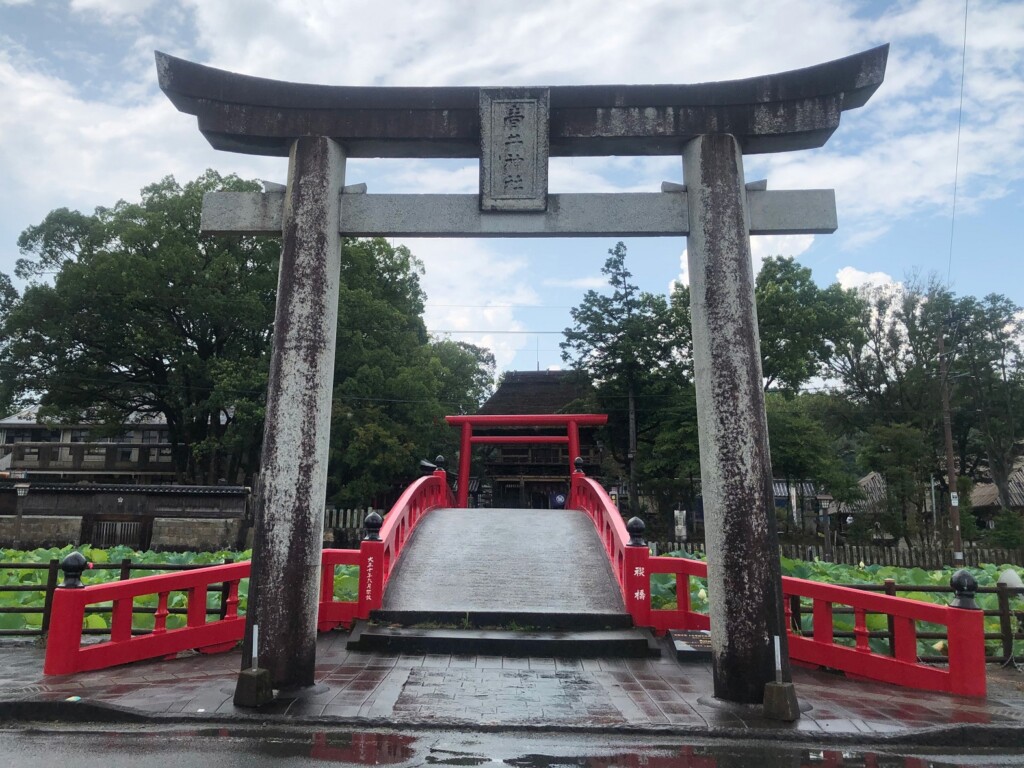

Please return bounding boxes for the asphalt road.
[2,726,1023,767]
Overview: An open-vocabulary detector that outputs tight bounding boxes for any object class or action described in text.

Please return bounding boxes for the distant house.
[474,370,602,509]
[969,468,1024,525]
[0,405,175,484]
[0,406,251,550]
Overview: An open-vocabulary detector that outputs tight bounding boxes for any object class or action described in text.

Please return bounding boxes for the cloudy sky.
[2,0,1022,372]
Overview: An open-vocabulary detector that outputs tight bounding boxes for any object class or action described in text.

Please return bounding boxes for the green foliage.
[0,271,20,416]
[756,256,865,392]
[986,508,1024,549]
[858,423,932,543]
[766,393,860,509]
[2,174,495,501]
[561,243,691,521]
[328,237,495,507]
[5,171,279,484]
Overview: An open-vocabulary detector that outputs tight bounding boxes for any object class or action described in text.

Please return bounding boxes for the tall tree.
[858,423,933,545]
[328,238,495,507]
[956,294,1024,509]
[561,242,688,515]
[755,256,864,392]
[6,171,278,483]
[0,272,19,416]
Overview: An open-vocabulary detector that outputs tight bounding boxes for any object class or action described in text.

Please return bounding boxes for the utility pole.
[938,330,964,567]
[627,380,638,515]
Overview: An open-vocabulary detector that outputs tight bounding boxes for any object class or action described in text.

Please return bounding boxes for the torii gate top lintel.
[155,44,887,159]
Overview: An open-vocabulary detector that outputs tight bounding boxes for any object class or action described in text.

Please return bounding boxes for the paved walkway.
[382,508,625,614]
[2,634,1024,745]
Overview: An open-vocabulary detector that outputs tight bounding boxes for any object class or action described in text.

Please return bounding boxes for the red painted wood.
[568,469,988,697]
[458,422,472,508]
[446,414,608,426]
[45,472,456,676]
[46,466,986,698]
[568,420,580,465]
[44,561,252,675]
[469,435,568,444]
[447,413,609,497]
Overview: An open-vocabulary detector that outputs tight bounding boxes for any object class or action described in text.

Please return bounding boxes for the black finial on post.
[363,510,383,541]
[574,456,584,474]
[434,455,445,470]
[626,516,646,547]
[59,551,89,589]
[950,569,980,610]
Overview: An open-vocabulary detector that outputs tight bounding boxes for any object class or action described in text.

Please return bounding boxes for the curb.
[2,697,1023,748]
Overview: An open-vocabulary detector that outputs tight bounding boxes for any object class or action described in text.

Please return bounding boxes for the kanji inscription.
[479,88,549,211]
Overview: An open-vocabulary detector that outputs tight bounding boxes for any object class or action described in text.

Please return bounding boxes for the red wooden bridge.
[43,414,986,699]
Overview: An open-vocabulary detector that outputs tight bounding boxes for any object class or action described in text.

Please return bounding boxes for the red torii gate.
[445,414,608,508]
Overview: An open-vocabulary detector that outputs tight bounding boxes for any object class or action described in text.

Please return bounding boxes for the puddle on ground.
[64,727,1024,767]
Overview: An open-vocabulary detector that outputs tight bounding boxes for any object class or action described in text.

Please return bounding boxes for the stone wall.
[150,518,247,552]
[0,516,81,548]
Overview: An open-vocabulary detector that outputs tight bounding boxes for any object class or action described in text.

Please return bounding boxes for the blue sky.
[1,0,1022,373]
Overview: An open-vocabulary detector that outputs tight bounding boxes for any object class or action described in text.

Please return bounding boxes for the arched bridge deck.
[379,508,626,621]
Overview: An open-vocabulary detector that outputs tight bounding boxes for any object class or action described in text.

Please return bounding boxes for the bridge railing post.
[947,569,986,697]
[357,510,386,618]
[625,517,651,628]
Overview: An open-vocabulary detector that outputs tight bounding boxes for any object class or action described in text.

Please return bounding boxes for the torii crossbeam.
[156,45,887,710]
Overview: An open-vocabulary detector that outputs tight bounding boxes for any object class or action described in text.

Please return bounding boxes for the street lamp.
[820,497,833,563]
[13,483,29,549]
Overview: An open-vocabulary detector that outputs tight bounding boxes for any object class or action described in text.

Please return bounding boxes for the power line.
[947,0,969,284]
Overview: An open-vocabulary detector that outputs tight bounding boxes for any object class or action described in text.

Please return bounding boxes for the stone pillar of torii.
[156,44,888,707]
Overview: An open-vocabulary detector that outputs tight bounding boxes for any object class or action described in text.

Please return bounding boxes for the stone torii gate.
[156,45,887,705]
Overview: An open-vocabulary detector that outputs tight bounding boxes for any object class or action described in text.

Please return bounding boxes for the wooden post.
[40,558,60,635]
[457,422,472,508]
[997,581,1014,662]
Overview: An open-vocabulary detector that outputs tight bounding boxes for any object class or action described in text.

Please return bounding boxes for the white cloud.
[405,239,539,371]
[836,266,896,291]
[71,0,157,23]
[541,276,606,290]
[674,234,815,288]
[2,0,1024,374]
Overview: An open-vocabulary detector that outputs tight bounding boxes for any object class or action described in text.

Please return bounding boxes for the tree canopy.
[3,171,494,500]
[557,242,1024,546]
[6,170,279,483]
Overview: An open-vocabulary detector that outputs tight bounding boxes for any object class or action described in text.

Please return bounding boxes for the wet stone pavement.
[2,631,1024,744]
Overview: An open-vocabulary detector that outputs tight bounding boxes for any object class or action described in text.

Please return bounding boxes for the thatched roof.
[478,371,591,415]
[970,468,1024,510]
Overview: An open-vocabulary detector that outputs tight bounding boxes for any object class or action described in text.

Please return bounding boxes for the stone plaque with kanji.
[479,88,549,211]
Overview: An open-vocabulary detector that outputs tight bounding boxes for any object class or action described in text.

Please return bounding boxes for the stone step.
[370,609,634,632]
[347,621,661,658]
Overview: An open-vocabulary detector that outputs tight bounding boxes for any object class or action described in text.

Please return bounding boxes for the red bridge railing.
[45,470,453,676]
[320,469,454,631]
[568,472,987,698]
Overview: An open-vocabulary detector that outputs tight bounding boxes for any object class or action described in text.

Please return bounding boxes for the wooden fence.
[323,507,380,530]
[649,541,1024,568]
[323,507,382,548]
